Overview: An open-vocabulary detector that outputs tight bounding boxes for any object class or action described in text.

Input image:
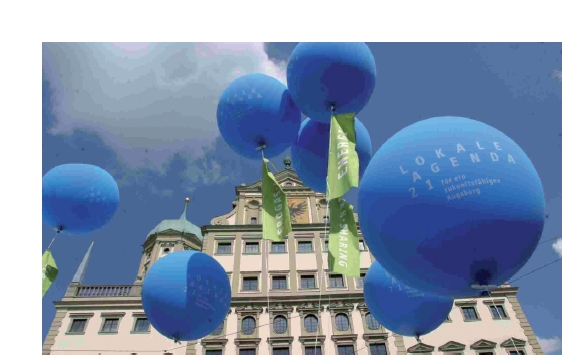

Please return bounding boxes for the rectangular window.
[216,242,232,254]
[243,276,259,291]
[356,273,365,288]
[205,351,222,355]
[301,275,316,289]
[101,318,120,333]
[359,240,366,251]
[245,242,259,254]
[272,275,287,290]
[329,274,345,288]
[370,344,387,355]
[480,352,494,355]
[240,350,256,355]
[271,242,286,253]
[509,351,525,355]
[490,305,507,319]
[273,348,290,355]
[324,239,329,252]
[134,318,150,332]
[298,241,313,252]
[69,319,87,333]
[306,347,322,355]
[461,307,478,320]
[338,345,355,355]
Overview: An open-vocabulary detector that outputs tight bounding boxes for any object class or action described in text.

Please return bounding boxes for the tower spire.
[72,241,94,284]
[180,197,190,220]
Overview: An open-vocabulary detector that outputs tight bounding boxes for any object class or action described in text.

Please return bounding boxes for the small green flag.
[262,158,292,241]
[328,198,360,278]
[42,249,59,298]
[327,113,360,200]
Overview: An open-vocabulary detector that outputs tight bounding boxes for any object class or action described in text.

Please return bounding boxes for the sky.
[42,42,562,353]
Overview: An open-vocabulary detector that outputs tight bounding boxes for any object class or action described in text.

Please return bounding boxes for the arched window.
[273,315,288,334]
[250,217,257,225]
[335,313,350,331]
[304,314,319,333]
[323,216,330,223]
[211,320,224,335]
[365,313,380,330]
[242,316,256,335]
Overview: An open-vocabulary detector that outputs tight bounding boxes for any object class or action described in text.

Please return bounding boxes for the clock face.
[288,198,309,224]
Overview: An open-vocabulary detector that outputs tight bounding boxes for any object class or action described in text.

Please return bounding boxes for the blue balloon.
[358,116,545,298]
[287,42,376,124]
[217,73,302,160]
[142,250,232,341]
[42,164,120,235]
[364,261,453,337]
[291,117,372,193]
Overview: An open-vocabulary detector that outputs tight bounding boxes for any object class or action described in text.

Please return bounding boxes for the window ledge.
[130,331,151,334]
[240,290,261,293]
[298,288,319,291]
[98,331,118,335]
[215,253,233,256]
[242,253,261,255]
[492,317,510,320]
[65,332,85,335]
[270,289,291,292]
[270,252,288,254]
[297,251,315,254]
[463,319,481,322]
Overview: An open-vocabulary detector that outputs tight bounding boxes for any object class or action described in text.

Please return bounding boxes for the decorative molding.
[363,333,389,343]
[470,339,497,350]
[235,304,263,315]
[501,338,527,348]
[327,301,355,313]
[356,302,369,312]
[267,303,294,313]
[455,300,477,306]
[234,338,261,347]
[331,334,358,344]
[100,312,126,317]
[438,341,466,352]
[201,338,228,347]
[296,302,324,315]
[68,312,94,318]
[407,342,435,353]
[299,335,326,345]
[483,299,506,305]
[267,336,294,346]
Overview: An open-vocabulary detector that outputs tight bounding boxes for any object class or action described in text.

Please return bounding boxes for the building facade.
[43,158,545,355]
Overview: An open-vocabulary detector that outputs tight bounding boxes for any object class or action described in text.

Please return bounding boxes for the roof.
[146,198,203,241]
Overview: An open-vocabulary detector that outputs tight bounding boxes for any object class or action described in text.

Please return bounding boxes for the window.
[323,216,330,223]
[211,321,224,335]
[245,242,259,254]
[217,242,232,254]
[240,350,256,355]
[359,240,366,251]
[241,317,256,335]
[133,317,150,332]
[250,217,257,225]
[323,239,329,252]
[206,350,222,355]
[306,347,322,355]
[273,349,290,355]
[304,315,319,333]
[461,306,479,320]
[480,353,494,355]
[272,276,287,290]
[301,275,316,289]
[298,241,313,252]
[335,313,350,331]
[338,345,355,355]
[329,274,345,288]
[271,242,286,253]
[356,273,365,288]
[69,319,87,333]
[243,276,259,291]
[273,316,288,334]
[365,313,380,330]
[101,318,120,333]
[370,344,387,355]
[509,352,525,355]
[490,305,507,319]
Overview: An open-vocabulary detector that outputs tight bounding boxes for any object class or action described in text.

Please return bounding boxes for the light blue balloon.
[42,164,119,235]
[364,261,453,337]
[142,251,231,341]
[359,116,545,298]
[291,117,372,193]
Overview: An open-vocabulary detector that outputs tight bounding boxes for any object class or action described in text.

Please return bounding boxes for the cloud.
[554,70,562,83]
[538,336,562,354]
[42,43,287,170]
[553,238,562,258]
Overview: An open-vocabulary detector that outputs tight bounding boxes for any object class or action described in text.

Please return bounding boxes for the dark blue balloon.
[364,261,453,337]
[142,250,231,341]
[358,116,545,298]
[42,164,119,235]
[287,42,376,124]
[291,117,372,193]
[217,73,302,160]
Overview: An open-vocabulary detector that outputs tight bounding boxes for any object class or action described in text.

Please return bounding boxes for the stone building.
[42,157,544,355]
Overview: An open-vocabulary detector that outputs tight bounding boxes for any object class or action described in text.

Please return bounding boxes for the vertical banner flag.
[327,113,360,200]
[328,198,360,277]
[42,249,59,298]
[262,158,292,242]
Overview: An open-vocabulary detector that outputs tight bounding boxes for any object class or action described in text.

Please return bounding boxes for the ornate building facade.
[43,158,545,355]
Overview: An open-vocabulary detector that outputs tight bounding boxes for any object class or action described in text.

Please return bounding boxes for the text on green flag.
[327,113,360,199]
[42,249,59,298]
[261,158,292,242]
[328,197,360,278]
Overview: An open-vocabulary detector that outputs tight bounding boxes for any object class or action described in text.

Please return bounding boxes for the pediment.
[439,341,466,352]
[408,342,435,353]
[296,302,324,313]
[500,338,526,348]
[235,304,263,314]
[470,339,497,350]
[267,303,294,313]
[356,302,369,312]
[327,300,354,312]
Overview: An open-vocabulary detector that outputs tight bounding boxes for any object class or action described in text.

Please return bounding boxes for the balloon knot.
[256,145,266,151]
[55,226,62,233]
[415,335,421,343]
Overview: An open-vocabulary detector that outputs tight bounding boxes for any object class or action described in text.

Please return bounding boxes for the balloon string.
[46,227,62,251]
[485,285,521,355]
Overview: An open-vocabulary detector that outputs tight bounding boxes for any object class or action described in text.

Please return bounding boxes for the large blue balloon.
[142,250,231,341]
[217,73,302,160]
[286,42,376,124]
[364,261,453,337]
[358,116,545,298]
[42,164,120,235]
[291,117,372,193]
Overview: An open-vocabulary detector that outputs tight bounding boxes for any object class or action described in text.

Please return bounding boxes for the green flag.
[327,113,360,200]
[261,158,292,241]
[328,197,360,277]
[42,249,59,298]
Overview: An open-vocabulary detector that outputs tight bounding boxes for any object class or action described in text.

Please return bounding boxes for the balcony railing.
[76,285,134,297]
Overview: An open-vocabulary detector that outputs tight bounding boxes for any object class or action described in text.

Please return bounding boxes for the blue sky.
[42,43,562,353]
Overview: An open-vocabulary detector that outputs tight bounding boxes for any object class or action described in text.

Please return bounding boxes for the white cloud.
[538,336,562,354]
[553,238,562,258]
[554,69,562,83]
[42,43,287,170]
